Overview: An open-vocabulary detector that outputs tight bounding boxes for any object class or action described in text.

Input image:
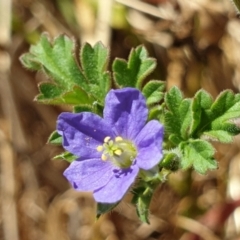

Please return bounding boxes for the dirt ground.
[1,0,240,239]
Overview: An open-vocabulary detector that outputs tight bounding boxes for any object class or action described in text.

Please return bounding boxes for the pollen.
[101,154,108,161]
[114,149,122,156]
[97,135,137,168]
[115,136,123,142]
[97,145,103,152]
[104,136,111,143]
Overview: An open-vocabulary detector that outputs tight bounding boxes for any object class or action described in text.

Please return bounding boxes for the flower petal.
[135,120,164,170]
[93,165,139,203]
[57,112,113,158]
[103,88,148,140]
[63,158,114,191]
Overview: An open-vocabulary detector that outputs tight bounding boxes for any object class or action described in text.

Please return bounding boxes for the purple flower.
[57,88,164,203]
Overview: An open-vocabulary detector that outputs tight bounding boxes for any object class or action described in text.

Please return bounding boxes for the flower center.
[96,136,137,168]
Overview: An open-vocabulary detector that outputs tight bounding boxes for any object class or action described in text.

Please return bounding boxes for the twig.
[115,0,176,20]
[0,0,22,239]
[0,0,11,46]
[95,0,113,46]
[0,131,19,240]
[175,215,221,240]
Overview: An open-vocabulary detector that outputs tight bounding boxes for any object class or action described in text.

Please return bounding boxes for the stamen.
[115,136,123,142]
[101,154,108,161]
[114,149,122,156]
[97,135,137,168]
[97,145,103,152]
[104,136,111,143]
[108,140,113,146]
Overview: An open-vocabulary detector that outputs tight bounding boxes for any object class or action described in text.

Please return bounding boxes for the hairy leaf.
[180,139,217,174]
[48,130,62,145]
[132,186,154,223]
[53,151,78,162]
[80,42,111,100]
[194,90,240,141]
[112,46,156,88]
[20,34,111,106]
[164,87,193,144]
[96,202,119,218]
[142,80,165,105]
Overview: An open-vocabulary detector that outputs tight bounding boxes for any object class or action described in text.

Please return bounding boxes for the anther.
[97,146,103,152]
[115,136,123,142]
[114,149,122,156]
[101,154,108,161]
[104,136,111,143]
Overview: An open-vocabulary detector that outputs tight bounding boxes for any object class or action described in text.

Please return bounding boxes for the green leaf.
[171,89,240,144]
[160,152,180,171]
[48,130,62,145]
[112,46,156,88]
[165,86,183,113]
[191,89,213,134]
[164,87,193,143]
[211,90,235,117]
[132,186,153,223]
[180,139,217,174]
[193,90,240,141]
[96,202,119,218]
[194,89,213,110]
[203,130,233,143]
[179,99,192,139]
[169,135,182,145]
[73,105,92,113]
[210,91,240,133]
[148,105,163,121]
[36,82,63,100]
[22,34,87,90]
[36,85,95,105]
[20,34,112,106]
[20,52,42,70]
[20,34,95,106]
[80,42,111,100]
[73,101,104,115]
[163,88,240,146]
[142,80,165,105]
[53,151,77,163]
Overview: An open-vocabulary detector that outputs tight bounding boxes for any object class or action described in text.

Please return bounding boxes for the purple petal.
[63,158,114,191]
[57,112,113,159]
[135,120,164,170]
[93,165,139,203]
[103,88,148,140]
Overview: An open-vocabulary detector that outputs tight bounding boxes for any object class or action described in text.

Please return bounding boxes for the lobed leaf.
[80,42,111,100]
[164,87,193,144]
[165,86,183,113]
[166,89,240,144]
[142,80,165,105]
[195,90,240,141]
[20,35,111,106]
[36,85,94,105]
[203,130,233,143]
[191,89,213,135]
[112,46,156,88]
[22,34,87,89]
[180,139,217,174]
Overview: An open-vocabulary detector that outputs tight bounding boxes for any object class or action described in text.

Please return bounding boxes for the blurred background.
[1,0,240,239]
